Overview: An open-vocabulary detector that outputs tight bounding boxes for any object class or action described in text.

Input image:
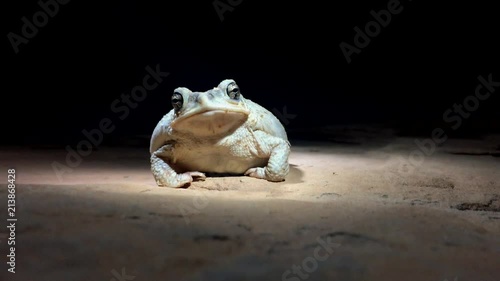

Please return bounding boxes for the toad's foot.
[156,171,206,188]
[244,167,286,182]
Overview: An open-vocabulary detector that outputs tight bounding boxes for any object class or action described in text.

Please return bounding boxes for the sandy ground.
[0,133,499,281]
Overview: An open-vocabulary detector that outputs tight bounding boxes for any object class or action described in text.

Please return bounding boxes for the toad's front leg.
[244,131,290,182]
[150,145,206,188]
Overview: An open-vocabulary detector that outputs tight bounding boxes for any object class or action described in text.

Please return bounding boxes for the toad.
[149,79,290,187]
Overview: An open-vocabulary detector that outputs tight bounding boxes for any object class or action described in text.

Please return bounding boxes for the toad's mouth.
[171,107,250,136]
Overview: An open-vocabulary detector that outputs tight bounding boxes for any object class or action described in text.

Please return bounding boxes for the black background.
[3,0,499,146]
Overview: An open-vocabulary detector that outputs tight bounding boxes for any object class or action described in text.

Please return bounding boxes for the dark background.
[3,0,499,146]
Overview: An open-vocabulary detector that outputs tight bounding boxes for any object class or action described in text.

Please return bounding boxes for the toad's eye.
[171,92,183,112]
[226,82,240,100]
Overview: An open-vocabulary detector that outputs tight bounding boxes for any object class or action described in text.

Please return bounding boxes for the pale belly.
[172,145,267,174]
[170,128,268,174]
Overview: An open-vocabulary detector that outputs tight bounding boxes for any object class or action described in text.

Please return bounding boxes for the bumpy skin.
[149,79,290,188]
